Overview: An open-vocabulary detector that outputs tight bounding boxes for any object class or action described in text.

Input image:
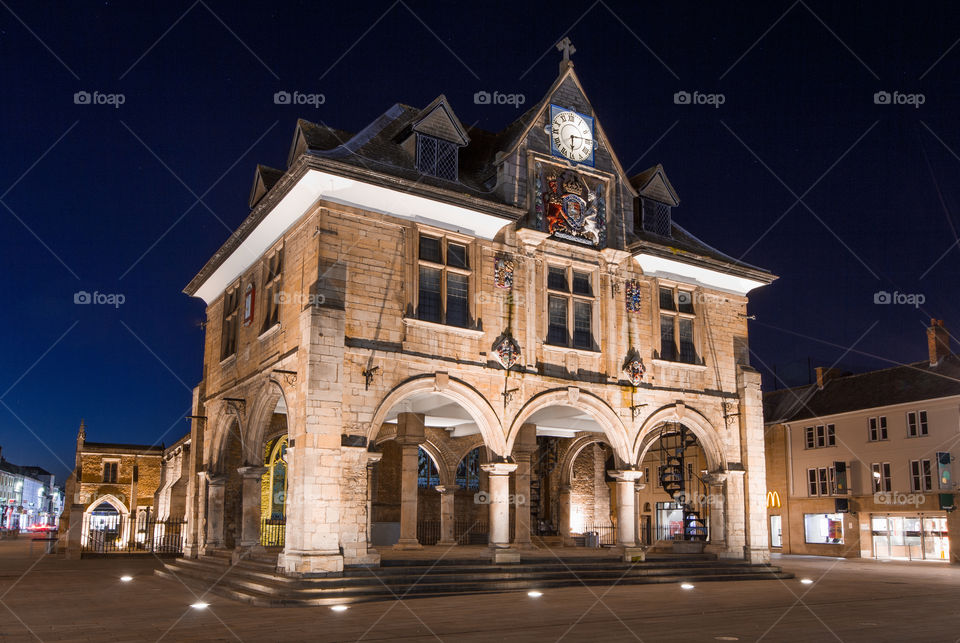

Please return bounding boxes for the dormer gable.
[248,164,284,209]
[410,95,470,146]
[630,164,679,207]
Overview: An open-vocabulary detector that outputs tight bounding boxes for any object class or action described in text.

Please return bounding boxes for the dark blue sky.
[2,0,959,481]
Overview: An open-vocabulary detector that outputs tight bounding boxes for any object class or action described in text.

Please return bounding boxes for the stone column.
[738,365,771,564]
[237,466,268,549]
[723,469,747,560]
[435,485,460,545]
[366,452,382,552]
[64,503,85,560]
[512,423,536,549]
[558,484,573,546]
[395,412,426,550]
[609,470,643,555]
[482,462,518,551]
[205,474,226,550]
[702,472,728,555]
[194,471,208,555]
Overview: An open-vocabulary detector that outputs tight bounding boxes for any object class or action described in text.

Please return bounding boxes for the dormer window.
[416,134,458,181]
[639,198,672,237]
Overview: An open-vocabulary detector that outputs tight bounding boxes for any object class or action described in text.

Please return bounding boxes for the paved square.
[0,540,956,642]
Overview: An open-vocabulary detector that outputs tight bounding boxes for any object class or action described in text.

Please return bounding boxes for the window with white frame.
[806,424,835,448]
[658,285,697,363]
[871,462,891,492]
[220,283,240,360]
[910,459,932,491]
[807,466,835,496]
[907,410,928,437]
[546,266,595,350]
[261,246,283,334]
[868,416,888,441]
[805,426,815,449]
[417,234,471,327]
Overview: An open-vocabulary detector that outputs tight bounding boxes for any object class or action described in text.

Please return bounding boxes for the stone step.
[157,564,792,607]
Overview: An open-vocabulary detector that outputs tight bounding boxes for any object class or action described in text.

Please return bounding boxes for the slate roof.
[763,354,960,424]
[82,441,165,454]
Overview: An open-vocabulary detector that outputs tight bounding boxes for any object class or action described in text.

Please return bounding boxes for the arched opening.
[221,417,243,550]
[81,495,129,550]
[260,432,288,547]
[637,422,711,547]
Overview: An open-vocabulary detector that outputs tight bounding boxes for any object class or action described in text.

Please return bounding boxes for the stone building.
[764,320,959,563]
[180,57,775,575]
[154,433,192,520]
[60,421,164,554]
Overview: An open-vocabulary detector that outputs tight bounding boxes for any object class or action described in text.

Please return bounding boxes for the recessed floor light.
[715,637,740,641]
[800,578,814,585]
[119,575,133,582]
[527,591,543,597]
[190,602,209,610]
[330,605,349,612]
[680,583,695,590]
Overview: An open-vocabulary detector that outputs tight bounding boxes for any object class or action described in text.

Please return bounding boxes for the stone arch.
[558,434,611,486]
[632,404,726,472]
[207,408,244,473]
[246,379,290,465]
[506,388,630,463]
[450,434,487,469]
[81,493,130,548]
[419,440,453,487]
[84,493,128,517]
[368,374,505,455]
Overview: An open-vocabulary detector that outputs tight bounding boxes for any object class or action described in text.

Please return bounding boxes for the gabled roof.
[763,355,960,424]
[630,164,679,206]
[411,95,470,146]
[248,165,284,209]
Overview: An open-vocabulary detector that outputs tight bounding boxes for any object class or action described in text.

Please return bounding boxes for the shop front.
[869,513,949,561]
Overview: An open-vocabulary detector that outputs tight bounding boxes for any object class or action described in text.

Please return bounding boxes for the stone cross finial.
[556,37,576,63]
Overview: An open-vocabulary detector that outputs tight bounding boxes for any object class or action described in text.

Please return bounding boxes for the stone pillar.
[237,466,268,549]
[366,452,382,553]
[609,470,642,548]
[435,485,459,545]
[194,471,208,555]
[482,462,518,550]
[723,469,747,560]
[558,484,573,546]
[512,423,536,549]
[738,365,771,564]
[702,473,728,555]
[64,503,85,560]
[205,474,226,550]
[395,412,426,550]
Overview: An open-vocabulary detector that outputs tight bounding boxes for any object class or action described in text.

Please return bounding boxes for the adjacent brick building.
[180,59,776,574]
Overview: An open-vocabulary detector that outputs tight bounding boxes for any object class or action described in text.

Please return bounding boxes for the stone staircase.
[155,550,793,607]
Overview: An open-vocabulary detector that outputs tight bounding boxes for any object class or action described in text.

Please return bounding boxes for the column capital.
[203,472,226,485]
[608,469,643,482]
[702,471,728,485]
[237,465,268,479]
[481,462,518,476]
[434,485,461,495]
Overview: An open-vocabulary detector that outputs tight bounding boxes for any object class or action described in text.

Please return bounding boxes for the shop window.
[804,513,844,544]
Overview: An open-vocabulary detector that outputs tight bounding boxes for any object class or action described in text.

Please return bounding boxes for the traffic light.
[937,452,952,490]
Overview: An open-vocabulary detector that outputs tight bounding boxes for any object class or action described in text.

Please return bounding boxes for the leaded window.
[658,285,697,364]
[640,197,672,237]
[220,284,240,359]
[416,135,458,181]
[261,246,283,334]
[416,234,471,327]
[545,266,595,350]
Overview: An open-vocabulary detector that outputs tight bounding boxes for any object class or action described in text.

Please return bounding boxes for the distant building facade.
[0,448,60,530]
[60,421,165,550]
[765,320,959,563]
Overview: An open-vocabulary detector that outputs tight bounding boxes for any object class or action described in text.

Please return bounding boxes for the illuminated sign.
[766,491,781,508]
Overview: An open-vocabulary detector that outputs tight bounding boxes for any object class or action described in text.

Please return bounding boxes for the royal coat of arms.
[625,280,641,313]
[622,350,645,386]
[492,333,521,370]
[494,257,515,289]
[536,162,606,247]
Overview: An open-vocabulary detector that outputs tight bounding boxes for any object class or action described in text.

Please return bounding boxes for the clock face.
[550,108,594,163]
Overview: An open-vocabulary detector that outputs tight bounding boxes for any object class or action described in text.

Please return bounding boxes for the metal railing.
[582,523,616,546]
[82,515,185,554]
[260,518,285,547]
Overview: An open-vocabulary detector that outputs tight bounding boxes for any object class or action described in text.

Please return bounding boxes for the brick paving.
[0,539,957,642]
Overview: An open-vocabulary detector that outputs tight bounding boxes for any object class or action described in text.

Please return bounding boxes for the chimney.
[927,319,951,366]
[815,367,844,390]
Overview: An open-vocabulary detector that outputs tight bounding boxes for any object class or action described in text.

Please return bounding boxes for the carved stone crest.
[622,349,645,386]
[625,279,641,313]
[492,333,521,370]
[494,256,515,289]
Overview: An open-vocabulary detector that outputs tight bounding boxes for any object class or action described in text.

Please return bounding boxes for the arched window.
[456,447,481,490]
[418,448,440,489]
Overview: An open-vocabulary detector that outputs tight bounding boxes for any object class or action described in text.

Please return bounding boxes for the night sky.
[2,0,959,481]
